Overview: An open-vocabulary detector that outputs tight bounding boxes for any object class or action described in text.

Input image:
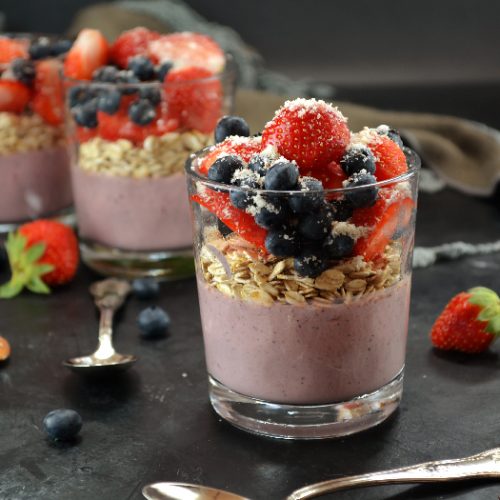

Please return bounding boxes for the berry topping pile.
[192,99,415,277]
[65,27,226,143]
[0,35,71,124]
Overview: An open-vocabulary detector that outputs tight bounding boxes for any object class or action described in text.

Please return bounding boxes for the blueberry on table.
[340,147,376,176]
[11,58,35,86]
[207,155,244,184]
[344,172,379,208]
[289,177,324,214]
[248,155,267,177]
[129,99,156,125]
[139,87,162,106]
[157,61,173,82]
[137,306,170,338]
[294,253,329,278]
[298,208,333,241]
[215,116,250,143]
[43,409,82,441]
[323,234,355,259]
[73,99,98,128]
[97,89,122,115]
[330,199,353,221]
[128,55,156,81]
[265,228,300,257]
[92,65,119,83]
[264,161,299,190]
[132,278,160,300]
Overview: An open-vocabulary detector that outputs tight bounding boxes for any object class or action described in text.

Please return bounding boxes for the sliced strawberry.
[75,126,98,143]
[32,60,64,125]
[192,191,267,249]
[0,80,30,113]
[0,37,29,64]
[64,29,109,80]
[109,27,160,68]
[199,136,262,175]
[149,32,225,73]
[164,66,222,133]
[261,98,350,170]
[369,135,408,181]
[305,160,347,190]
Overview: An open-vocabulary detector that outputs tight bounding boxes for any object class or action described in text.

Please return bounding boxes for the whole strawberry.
[0,220,79,298]
[261,98,350,170]
[430,287,500,353]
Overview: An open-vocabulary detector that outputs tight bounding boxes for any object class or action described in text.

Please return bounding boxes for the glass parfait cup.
[0,34,72,235]
[66,62,235,279]
[186,148,420,439]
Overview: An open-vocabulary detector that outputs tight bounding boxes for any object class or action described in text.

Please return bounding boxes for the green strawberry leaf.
[0,281,24,299]
[486,316,500,336]
[37,263,55,276]
[26,277,51,294]
[25,242,47,264]
[477,304,500,322]
[468,287,500,308]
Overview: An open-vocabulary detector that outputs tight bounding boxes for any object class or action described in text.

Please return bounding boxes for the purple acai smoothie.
[198,276,411,405]
[0,147,72,223]
[72,166,192,251]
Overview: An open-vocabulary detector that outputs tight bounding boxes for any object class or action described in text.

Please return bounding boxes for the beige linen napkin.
[69,4,500,197]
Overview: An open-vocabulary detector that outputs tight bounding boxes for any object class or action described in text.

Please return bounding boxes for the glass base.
[80,239,195,280]
[209,370,404,440]
[0,207,75,236]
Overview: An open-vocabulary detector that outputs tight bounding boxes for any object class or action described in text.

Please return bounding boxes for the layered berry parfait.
[64,28,235,278]
[0,34,72,234]
[187,98,420,439]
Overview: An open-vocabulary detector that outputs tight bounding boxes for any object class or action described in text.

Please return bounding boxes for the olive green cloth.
[69,3,500,197]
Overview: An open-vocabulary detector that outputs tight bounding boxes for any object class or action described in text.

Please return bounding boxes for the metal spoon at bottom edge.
[142,446,500,500]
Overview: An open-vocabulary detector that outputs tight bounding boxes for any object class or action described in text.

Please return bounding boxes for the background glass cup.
[0,34,72,235]
[186,149,420,439]
[66,61,236,279]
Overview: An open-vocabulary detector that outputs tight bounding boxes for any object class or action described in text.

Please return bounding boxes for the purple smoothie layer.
[72,165,192,251]
[198,276,411,405]
[0,147,71,223]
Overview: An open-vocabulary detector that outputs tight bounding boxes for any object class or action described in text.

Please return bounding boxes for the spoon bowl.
[63,352,137,373]
[142,482,248,500]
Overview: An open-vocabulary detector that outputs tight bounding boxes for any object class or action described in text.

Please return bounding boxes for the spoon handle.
[94,307,115,359]
[287,447,500,499]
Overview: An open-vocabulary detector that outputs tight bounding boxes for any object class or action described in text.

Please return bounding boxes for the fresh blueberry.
[289,177,324,214]
[128,56,156,81]
[68,86,95,108]
[214,116,250,143]
[229,178,258,210]
[254,195,290,229]
[248,154,267,177]
[28,38,52,60]
[157,61,173,82]
[72,99,98,128]
[344,172,379,208]
[207,155,244,184]
[132,278,160,299]
[97,89,121,114]
[217,219,233,237]
[92,65,119,83]
[137,306,170,338]
[297,207,333,241]
[294,253,329,278]
[265,228,300,257]
[129,99,156,125]
[50,39,72,56]
[138,87,162,106]
[11,58,35,86]
[323,234,355,259]
[330,199,353,221]
[340,147,376,176]
[43,409,82,441]
[117,70,140,94]
[377,125,404,148]
[264,161,299,190]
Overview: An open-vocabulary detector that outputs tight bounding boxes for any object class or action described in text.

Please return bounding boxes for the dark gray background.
[1,0,500,84]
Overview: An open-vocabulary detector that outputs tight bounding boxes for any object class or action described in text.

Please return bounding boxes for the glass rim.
[62,53,237,90]
[185,145,421,196]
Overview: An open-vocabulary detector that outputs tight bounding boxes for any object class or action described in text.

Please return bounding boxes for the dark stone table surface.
[1,85,500,500]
